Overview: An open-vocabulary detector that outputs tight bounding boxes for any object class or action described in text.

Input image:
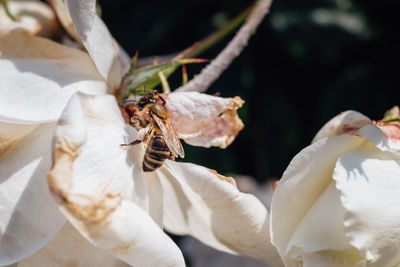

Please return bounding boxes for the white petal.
[0,0,58,37]
[286,182,351,255]
[301,251,366,267]
[47,93,184,266]
[0,123,65,265]
[65,0,122,90]
[333,146,400,266]
[48,0,81,42]
[165,92,244,148]
[0,30,107,123]
[48,93,144,204]
[18,223,130,267]
[158,161,283,266]
[270,135,365,258]
[312,111,371,143]
[375,121,400,150]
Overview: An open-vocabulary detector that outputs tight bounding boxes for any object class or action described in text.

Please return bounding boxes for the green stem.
[182,5,253,59]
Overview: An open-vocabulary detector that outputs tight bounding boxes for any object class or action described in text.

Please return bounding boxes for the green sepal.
[121,58,206,97]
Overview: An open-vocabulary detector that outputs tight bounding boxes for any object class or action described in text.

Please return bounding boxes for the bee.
[121,90,185,172]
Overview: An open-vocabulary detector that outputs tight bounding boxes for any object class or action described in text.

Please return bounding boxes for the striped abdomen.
[143,132,170,172]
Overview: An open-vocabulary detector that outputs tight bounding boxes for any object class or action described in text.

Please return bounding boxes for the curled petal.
[48,0,81,42]
[312,111,372,143]
[270,136,365,260]
[165,92,244,148]
[64,0,122,90]
[0,123,65,265]
[18,223,129,267]
[334,146,400,266]
[0,0,58,37]
[158,161,283,266]
[0,30,107,123]
[47,93,184,266]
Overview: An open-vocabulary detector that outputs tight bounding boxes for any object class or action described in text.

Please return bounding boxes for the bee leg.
[121,124,154,147]
[168,153,175,161]
[130,117,141,128]
[121,140,142,146]
[159,95,166,105]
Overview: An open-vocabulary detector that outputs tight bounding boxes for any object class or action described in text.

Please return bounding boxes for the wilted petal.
[333,146,400,266]
[64,0,122,90]
[270,135,365,259]
[0,122,65,265]
[0,0,58,37]
[158,161,283,266]
[18,223,130,267]
[47,93,185,266]
[165,92,244,148]
[312,111,371,143]
[0,30,107,123]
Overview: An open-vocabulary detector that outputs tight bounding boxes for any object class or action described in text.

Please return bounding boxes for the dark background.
[100,0,400,183]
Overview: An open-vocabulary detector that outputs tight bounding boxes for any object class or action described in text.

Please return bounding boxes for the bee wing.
[152,114,185,158]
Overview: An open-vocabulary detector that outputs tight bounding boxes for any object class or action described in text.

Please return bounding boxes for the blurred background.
[99,0,399,183]
[101,1,399,265]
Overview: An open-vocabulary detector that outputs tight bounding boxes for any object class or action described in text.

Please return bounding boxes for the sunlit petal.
[0,30,107,123]
[158,161,283,266]
[47,93,185,266]
[270,135,365,258]
[65,0,122,90]
[165,92,244,148]
[18,223,130,267]
[0,123,65,265]
[334,146,400,266]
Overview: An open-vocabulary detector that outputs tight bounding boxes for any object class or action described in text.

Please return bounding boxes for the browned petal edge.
[47,137,121,225]
[207,168,237,187]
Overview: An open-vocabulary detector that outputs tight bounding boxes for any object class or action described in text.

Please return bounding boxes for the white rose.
[270,110,400,266]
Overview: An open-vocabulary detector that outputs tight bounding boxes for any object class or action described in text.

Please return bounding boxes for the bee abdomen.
[143,135,170,172]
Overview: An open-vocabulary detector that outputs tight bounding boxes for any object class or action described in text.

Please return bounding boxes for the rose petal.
[333,146,400,266]
[286,182,351,253]
[270,135,365,259]
[165,92,244,148]
[47,92,144,204]
[18,223,130,267]
[65,0,122,90]
[158,161,283,266]
[0,30,107,123]
[375,121,400,150]
[0,121,38,155]
[0,0,58,37]
[47,93,184,266]
[312,111,372,143]
[301,251,366,267]
[0,122,65,265]
[48,0,81,42]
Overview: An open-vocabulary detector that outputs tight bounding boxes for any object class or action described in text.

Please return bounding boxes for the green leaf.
[120,58,206,97]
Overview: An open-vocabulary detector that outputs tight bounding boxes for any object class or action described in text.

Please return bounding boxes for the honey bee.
[121,90,185,172]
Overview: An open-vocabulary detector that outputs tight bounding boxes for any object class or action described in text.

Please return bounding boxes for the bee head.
[136,93,157,111]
